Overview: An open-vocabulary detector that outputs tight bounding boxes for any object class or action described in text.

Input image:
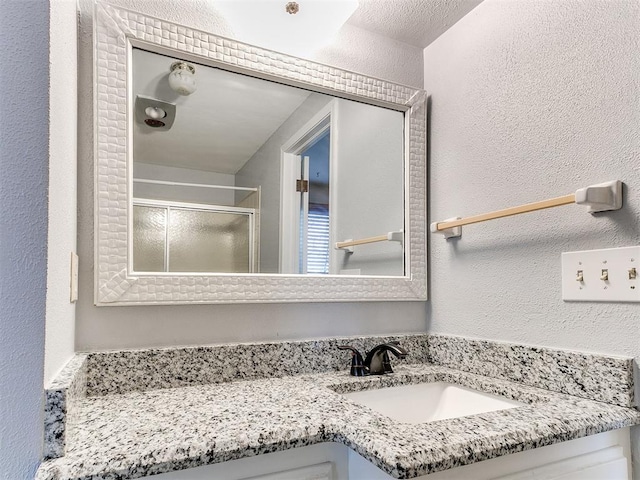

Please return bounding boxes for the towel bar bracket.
[430,217,462,239]
[575,180,622,214]
[340,239,354,254]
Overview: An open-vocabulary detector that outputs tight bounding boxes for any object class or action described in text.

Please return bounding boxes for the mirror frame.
[94,3,427,305]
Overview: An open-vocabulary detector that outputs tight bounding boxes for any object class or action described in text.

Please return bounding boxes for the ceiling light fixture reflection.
[135,95,176,131]
[168,61,197,96]
[213,0,359,57]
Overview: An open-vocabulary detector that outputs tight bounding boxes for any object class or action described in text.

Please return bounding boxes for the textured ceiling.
[347,0,484,48]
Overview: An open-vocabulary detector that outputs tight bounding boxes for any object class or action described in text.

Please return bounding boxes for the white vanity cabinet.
[151,429,631,480]
[349,429,631,480]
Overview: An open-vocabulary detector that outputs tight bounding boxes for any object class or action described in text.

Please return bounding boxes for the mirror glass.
[132,48,405,277]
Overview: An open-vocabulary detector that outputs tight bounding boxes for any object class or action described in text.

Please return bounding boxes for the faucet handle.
[338,345,366,377]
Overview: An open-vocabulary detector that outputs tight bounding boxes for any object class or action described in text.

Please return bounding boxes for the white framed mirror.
[94,2,427,305]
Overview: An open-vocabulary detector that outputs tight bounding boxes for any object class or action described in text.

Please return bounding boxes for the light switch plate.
[562,246,640,302]
[70,252,79,303]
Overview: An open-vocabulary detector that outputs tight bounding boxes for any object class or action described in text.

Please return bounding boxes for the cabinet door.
[148,443,347,480]
[495,446,628,480]
[242,462,333,480]
[554,457,628,480]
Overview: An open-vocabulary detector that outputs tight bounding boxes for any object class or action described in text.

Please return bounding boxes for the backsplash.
[428,334,635,408]
[85,334,430,396]
[43,354,88,459]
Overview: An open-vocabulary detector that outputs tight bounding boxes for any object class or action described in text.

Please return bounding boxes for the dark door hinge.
[296,179,309,193]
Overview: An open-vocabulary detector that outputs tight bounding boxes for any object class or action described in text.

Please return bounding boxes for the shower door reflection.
[133,201,255,273]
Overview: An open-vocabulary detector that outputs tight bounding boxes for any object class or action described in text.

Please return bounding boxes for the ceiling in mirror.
[94,3,427,304]
[133,49,312,174]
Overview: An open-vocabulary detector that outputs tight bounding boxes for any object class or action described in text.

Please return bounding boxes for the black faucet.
[338,342,408,376]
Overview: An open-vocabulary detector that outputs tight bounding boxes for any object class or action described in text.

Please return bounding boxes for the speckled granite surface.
[84,334,430,396]
[36,364,640,480]
[427,334,635,407]
[39,334,639,479]
[76,333,636,408]
[43,354,88,459]
[42,334,429,458]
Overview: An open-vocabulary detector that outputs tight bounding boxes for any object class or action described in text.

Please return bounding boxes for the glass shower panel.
[168,209,250,273]
[133,205,166,272]
[228,215,251,273]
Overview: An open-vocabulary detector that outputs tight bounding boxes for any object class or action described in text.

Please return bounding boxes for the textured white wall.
[424,0,639,475]
[425,0,639,367]
[75,0,426,351]
[44,0,78,387]
[0,1,49,477]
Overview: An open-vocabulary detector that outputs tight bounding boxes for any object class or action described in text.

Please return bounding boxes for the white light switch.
[562,246,640,302]
[70,252,79,303]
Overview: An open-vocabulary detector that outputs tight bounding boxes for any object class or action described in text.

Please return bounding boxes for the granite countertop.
[36,362,640,480]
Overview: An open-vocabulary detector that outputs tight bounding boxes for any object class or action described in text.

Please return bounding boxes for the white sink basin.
[342,382,524,424]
